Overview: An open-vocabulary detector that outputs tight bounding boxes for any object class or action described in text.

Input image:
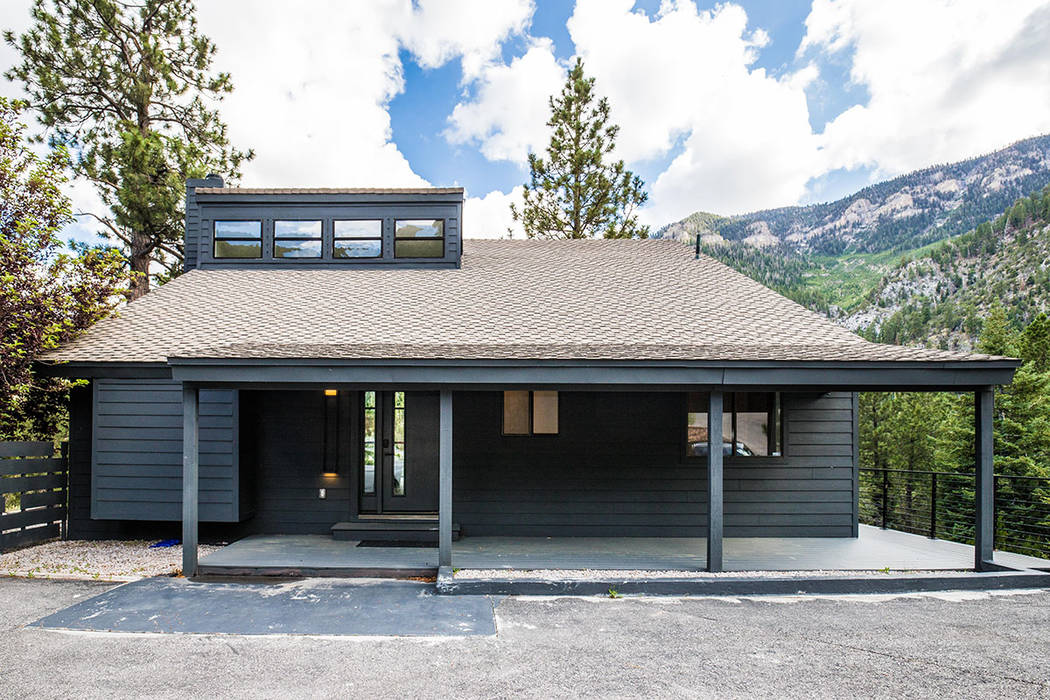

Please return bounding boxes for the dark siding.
[90,379,240,522]
[452,391,856,538]
[184,183,200,269]
[235,390,353,534]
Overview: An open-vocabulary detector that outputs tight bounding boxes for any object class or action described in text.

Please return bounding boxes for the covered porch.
[196,525,1050,576]
[171,350,1019,578]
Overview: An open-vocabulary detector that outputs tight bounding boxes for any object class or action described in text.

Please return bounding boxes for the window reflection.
[274,220,322,258]
[334,220,382,258]
[395,219,444,258]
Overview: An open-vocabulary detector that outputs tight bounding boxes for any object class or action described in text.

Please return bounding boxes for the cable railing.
[859,467,1050,560]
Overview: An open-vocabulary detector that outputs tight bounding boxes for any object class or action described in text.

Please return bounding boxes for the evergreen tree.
[511,58,648,240]
[5,0,253,298]
[977,303,1019,356]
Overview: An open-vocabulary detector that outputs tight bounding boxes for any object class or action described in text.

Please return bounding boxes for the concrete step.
[331,520,460,542]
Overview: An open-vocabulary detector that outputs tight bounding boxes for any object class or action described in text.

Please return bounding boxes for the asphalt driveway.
[1,576,1048,698]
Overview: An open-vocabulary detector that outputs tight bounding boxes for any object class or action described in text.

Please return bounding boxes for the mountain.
[654,134,1050,316]
[657,133,1050,255]
[839,186,1050,350]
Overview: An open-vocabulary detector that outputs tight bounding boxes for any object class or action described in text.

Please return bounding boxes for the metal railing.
[859,467,1050,560]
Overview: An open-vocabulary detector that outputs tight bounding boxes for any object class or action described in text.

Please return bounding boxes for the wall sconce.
[322,389,339,475]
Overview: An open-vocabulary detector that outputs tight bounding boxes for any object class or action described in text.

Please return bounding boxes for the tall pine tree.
[511,58,648,240]
[5,0,253,298]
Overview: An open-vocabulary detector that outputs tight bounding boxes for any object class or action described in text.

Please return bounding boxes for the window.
[392,391,405,496]
[686,392,781,458]
[363,391,376,494]
[395,219,444,258]
[213,220,262,258]
[334,219,382,258]
[274,220,322,258]
[502,390,559,435]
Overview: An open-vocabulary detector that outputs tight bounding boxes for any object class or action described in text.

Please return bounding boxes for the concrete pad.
[31,577,495,637]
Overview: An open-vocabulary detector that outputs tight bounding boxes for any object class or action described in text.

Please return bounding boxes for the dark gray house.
[43,177,1019,576]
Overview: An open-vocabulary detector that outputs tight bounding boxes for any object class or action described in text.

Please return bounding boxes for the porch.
[196,525,1050,577]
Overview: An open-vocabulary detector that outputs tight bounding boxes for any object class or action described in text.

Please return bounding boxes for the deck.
[197,525,1050,577]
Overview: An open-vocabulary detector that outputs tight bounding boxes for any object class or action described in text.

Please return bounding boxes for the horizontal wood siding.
[236,390,353,534]
[452,391,856,537]
[90,379,239,522]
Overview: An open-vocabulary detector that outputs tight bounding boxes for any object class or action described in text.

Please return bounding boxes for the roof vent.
[204,173,224,187]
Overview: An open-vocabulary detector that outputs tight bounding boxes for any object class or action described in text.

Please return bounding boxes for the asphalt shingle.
[43,239,1005,365]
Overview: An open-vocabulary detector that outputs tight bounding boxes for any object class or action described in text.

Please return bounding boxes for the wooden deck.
[197,525,1050,577]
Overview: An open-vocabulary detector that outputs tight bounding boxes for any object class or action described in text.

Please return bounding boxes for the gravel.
[453,567,952,580]
[0,540,222,581]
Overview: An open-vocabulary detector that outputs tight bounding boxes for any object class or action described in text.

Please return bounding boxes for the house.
[42,176,1019,577]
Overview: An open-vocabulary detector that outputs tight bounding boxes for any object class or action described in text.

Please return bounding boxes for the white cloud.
[196,1,425,188]
[446,39,565,162]
[568,0,821,222]
[464,186,525,238]
[803,0,1050,177]
[399,0,535,81]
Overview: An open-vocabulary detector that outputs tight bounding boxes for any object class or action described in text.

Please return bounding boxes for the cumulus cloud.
[803,0,1050,177]
[446,39,565,163]
[568,0,820,223]
[399,0,535,81]
[464,187,525,238]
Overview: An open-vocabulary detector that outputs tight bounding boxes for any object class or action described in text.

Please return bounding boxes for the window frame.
[273,219,323,259]
[501,390,560,437]
[333,218,383,259]
[213,220,263,259]
[683,391,784,461]
[394,218,445,259]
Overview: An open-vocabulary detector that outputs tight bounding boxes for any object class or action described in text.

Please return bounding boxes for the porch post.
[181,385,199,577]
[439,389,453,568]
[707,390,724,573]
[974,387,994,571]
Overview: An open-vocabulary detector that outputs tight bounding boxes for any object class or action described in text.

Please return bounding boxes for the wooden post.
[182,385,199,577]
[707,390,724,573]
[974,388,994,571]
[439,390,453,569]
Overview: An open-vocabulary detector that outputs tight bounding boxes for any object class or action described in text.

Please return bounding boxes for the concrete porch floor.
[197,525,1050,576]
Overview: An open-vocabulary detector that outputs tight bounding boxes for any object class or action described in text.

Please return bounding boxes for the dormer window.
[334,220,382,258]
[274,220,322,258]
[395,219,444,258]
[213,221,262,258]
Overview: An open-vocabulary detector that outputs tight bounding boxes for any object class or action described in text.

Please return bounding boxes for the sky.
[2,0,1050,243]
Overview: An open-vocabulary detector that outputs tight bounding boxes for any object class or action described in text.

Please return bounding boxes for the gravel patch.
[0,540,222,581]
[453,568,953,580]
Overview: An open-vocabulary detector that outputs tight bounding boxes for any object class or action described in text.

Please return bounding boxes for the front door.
[359,390,440,514]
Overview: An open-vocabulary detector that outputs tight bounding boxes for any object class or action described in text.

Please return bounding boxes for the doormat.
[356,540,436,548]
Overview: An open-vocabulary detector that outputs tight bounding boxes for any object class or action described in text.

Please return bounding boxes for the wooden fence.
[0,441,67,553]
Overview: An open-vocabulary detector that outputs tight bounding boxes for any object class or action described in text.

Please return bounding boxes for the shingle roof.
[194,187,464,195]
[43,239,1006,365]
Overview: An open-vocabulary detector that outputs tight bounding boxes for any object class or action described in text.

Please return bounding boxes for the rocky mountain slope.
[657,133,1050,255]
[839,186,1050,350]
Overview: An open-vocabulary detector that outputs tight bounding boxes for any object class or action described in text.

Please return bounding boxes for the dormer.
[183,176,463,270]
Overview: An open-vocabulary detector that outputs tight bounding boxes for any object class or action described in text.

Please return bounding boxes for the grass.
[802,242,946,311]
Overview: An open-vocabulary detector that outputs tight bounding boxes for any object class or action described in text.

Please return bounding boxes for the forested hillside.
[845,186,1050,350]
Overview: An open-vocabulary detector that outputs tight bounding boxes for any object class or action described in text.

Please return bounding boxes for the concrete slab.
[31,577,496,637]
[197,526,1050,576]
[198,534,437,576]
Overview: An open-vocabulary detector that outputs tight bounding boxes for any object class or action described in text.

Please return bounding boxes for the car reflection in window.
[690,441,755,457]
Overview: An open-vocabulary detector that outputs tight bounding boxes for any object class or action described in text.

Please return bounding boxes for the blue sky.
[2,0,1049,240]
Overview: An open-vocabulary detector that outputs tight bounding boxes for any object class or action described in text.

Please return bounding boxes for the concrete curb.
[436,569,1050,596]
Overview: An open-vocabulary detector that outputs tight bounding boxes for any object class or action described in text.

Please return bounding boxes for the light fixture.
[324,389,337,396]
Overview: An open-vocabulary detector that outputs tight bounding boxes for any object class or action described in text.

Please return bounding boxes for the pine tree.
[511,58,648,240]
[5,0,253,298]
